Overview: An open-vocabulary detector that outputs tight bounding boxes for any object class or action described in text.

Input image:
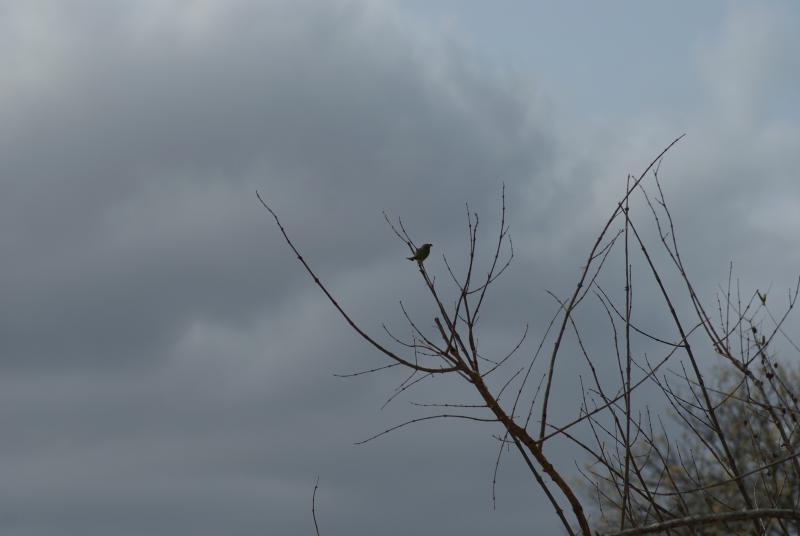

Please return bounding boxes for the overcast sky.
[3,1,800,534]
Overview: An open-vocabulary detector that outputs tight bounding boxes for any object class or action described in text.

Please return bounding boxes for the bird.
[407,243,433,262]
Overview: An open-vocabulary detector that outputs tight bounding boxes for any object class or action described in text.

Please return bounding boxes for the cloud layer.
[1,1,798,534]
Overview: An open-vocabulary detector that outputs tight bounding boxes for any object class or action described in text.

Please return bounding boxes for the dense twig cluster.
[261,136,800,535]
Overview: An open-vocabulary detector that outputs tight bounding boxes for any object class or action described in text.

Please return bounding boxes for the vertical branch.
[620,174,634,531]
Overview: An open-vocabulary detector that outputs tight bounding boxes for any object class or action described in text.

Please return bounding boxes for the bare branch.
[604,509,800,536]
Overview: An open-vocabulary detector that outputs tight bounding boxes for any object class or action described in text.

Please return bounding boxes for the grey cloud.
[0,0,552,374]
[0,0,564,534]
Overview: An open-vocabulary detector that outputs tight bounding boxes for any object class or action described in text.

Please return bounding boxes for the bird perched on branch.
[407,243,432,262]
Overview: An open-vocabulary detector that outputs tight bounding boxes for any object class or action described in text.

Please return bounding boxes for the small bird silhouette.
[407,243,433,262]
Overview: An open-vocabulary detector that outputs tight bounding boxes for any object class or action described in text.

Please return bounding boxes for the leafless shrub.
[261,136,800,535]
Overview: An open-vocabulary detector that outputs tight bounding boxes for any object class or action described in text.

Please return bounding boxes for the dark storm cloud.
[0,1,562,534]
[0,0,552,372]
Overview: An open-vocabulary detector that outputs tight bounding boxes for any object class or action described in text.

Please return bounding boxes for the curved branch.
[604,509,800,536]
